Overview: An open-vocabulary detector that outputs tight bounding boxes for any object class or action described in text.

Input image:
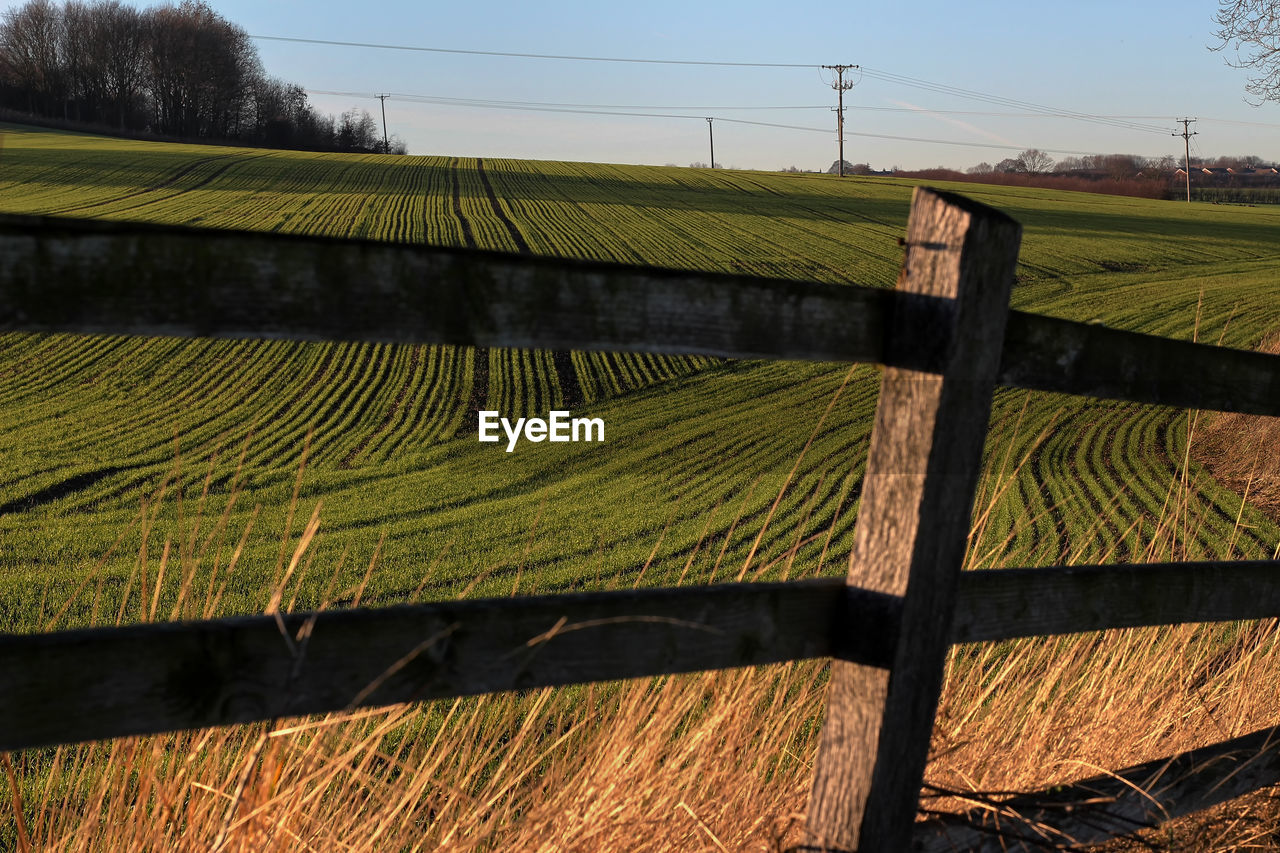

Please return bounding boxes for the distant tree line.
[963,150,1180,179]
[966,150,1274,180]
[889,148,1276,201]
[0,0,404,153]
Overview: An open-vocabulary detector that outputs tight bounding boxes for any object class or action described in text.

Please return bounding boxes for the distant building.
[1170,165,1280,189]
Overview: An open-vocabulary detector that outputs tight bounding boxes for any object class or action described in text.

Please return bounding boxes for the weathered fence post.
[804,188,1022,851]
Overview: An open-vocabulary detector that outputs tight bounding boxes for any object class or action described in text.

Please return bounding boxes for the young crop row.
[0,324,723,520]
[971,381,1278,574]
[0,126,1277,635]
[473,158,906,286]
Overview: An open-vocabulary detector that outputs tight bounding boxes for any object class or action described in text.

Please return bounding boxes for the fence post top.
[908,185,1022,228]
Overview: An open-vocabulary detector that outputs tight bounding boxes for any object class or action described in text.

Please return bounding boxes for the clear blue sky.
[7,0,1278,169]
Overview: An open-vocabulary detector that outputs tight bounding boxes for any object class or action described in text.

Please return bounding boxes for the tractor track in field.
[731,174,899,230]
[51,152,271,217]
[451,165,727,417]
[551,352,584,410]
[451,157,490,436]
[472,159,587,418]
[475,158,531,254]
[0,462,147,515]
[449,157,478,250]
[462,346,490,437]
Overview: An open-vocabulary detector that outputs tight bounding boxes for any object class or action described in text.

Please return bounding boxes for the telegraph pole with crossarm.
[822,64,858,176]
[377,94,390,154]
[1173,118,1197,202]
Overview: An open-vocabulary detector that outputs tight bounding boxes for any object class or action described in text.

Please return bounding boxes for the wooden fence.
[1,187,1279,851]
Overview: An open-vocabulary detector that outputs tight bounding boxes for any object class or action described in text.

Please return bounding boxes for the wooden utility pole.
[1174,118,1197,202]
[706,117,715,169]
[377,94,390,154]
[822,65,858,176]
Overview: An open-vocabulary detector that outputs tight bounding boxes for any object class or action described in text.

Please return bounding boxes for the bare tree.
[93,0,145,128]
[336,106,380,152]
[1016,148,1054,173]
[1,0,64,114]
[60,0,91,119]
[1213,0,1280,104]
[146,1,253,137]
[247,74,309,146]
[0,0,390,152]
[1103,153,1144,180]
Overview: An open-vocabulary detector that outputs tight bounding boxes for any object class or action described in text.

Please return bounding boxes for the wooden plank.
[0,213,890,364]
[953,560,1280,643]
[805,188,1023,852]
[2,214,1279,416]
[6,556,1280,758]
[0,579,899,752]
[914,723,1280,851]
[1001,310,1280,417]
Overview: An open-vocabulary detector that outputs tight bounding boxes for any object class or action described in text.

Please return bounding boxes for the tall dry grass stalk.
[6,667,824,852]
[926,404,1280,850]
[6,380,1280,851]
[1195,331,1280,525]
[4,494,828,852]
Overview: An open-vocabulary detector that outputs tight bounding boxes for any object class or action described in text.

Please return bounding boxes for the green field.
[0,123,1278,633]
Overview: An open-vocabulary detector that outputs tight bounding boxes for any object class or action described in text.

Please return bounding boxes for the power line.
[399,97,828,111]
[1195,116,1280,129]
[307,90,830,111]
[857,66,1171,135]
[253,35,814,68]
[713,115,1176,159]
[273,34,1182,140]
[304,88,1171,160]
[845,106,1185,120]
[309,90,1280,131]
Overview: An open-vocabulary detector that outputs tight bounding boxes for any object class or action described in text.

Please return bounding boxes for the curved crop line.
[238,341,352,470]
[341,344,423,467]
[260,341,386,468]
[303,342,398,465]
[366,344,437,458]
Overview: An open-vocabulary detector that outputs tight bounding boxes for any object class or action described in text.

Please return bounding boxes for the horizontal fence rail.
[0,580,899,752]
[0,213,893,364]
[3,199,1280,850]
[955,560,1280,641]
[1,213,1278,416]
[5,559,1280,753]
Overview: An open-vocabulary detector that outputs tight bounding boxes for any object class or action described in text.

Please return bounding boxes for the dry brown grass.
[4,667,824,852]
[923,397,1280,850]
[6,393,1280,852]
[1194,331,1280,524]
